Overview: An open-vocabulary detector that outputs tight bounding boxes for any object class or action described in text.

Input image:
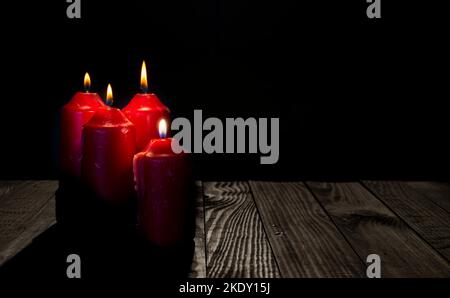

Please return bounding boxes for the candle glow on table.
[60,73,106,178]
[133,119,193,246]
[82,84,136,205]
[123,61,170,152]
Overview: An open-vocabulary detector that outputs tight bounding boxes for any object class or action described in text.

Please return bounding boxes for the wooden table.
[1,180,449,278]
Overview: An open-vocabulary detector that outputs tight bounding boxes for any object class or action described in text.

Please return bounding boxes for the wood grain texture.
[0,181,29,202]
[249,181,365,277]
[406,182,450,214]
[189,181,207,278]
[204,181,280,278]
[307,182,450,277]
[362,181,450,262]
[0,197,56,265]
[0,181,57,265]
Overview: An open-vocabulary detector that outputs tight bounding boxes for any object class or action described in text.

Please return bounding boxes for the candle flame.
[106,83,113,106]
[84,72,91,92]
[158,119,167,139]
[140,60,148,93]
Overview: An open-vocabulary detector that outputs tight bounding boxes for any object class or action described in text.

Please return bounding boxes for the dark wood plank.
[249,181,365,277]
[204,181,280,278]
[0,197,56,265]
[407,182,450,214]
[0,181,29,202]
[0,180,57,265]
[362,181,450,262]
[307,182,450,277]
[189,181,207,278]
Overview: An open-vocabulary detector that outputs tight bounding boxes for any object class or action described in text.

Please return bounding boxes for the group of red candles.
[60,61,191,246]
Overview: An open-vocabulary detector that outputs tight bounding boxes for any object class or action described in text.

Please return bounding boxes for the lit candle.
[60,73,106,178]
[123,61,170,151]
[82,84,136,205]
[133,119,194,246]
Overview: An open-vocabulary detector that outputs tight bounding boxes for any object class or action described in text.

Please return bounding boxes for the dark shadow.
[0,180,196,281]
[0,223,195,281]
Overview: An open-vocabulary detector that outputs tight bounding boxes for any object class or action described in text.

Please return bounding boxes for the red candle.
[82,84,136,205]
[60,73,106,177]
[133,119,192,246]
[123,61,170,152]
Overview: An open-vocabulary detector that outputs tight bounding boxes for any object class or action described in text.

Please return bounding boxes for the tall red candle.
[82,84,136,205]
[123,61,170,152]
[60,73,106,177]
[133,119,193,246]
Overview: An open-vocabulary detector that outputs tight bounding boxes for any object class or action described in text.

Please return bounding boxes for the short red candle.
[60,73,105,177]
[133,119,192,246]
[123,61,170,151]
[82,84,136,205]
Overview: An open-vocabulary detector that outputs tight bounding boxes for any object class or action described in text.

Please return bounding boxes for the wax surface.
[122,93,170,152]
[134,138,193,246]
[60,92,105,178]
[82,107,136,205]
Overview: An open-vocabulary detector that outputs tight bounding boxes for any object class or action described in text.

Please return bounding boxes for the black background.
[1,0,448,180]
